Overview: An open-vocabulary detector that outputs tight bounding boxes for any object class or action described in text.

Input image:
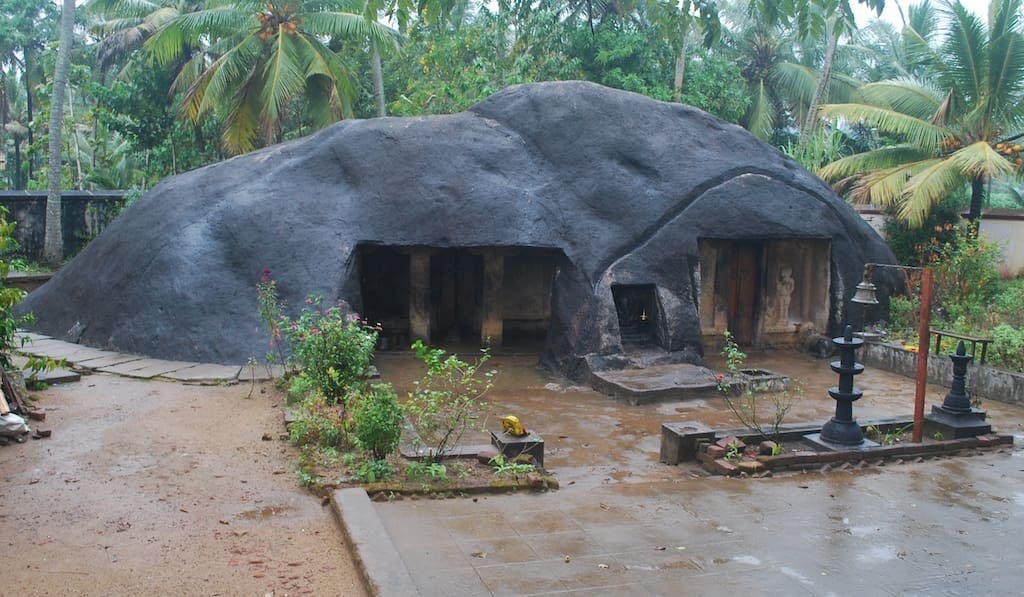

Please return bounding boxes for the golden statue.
[501,415,528,437]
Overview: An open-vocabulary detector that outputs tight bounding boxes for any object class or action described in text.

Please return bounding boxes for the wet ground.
[374,349,1024,595]
[0,375,366,596]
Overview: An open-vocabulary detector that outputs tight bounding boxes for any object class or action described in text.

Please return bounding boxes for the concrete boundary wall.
[862,341,1023,406]
[0,191,126,262]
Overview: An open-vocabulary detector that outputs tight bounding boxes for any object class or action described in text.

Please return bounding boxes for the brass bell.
[851,281,879,305]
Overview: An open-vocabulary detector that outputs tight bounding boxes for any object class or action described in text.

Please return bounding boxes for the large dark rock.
[18,81,897,377]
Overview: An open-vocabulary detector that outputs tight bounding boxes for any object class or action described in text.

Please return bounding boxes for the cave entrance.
[612,284,660,348]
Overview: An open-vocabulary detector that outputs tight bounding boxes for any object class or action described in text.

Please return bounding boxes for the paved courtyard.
[9,333,1024,595]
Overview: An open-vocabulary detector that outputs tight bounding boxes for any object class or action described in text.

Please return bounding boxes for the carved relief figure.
[777,265,795,323]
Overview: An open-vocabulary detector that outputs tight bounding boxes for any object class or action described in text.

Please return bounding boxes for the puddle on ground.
[236,505,295,520]
[855,544,899,563]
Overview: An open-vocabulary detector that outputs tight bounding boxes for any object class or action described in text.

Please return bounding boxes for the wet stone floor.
[373,350,1024,596]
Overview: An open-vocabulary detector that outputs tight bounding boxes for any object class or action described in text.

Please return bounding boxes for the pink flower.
[715,374,725,382]
[259,268,271,282]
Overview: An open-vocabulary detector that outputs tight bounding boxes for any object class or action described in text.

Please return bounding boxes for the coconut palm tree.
[143,0,399,154]
[44,0,76,265]
[818,0,1024,228]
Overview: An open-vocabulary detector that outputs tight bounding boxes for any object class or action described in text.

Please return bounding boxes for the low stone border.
[662,418,1015,477]
[862,340,1023,406]
[330,488,419,596]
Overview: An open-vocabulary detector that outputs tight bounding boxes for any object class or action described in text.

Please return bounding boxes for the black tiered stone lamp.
[925,340,992,438]
[820,325,866,445]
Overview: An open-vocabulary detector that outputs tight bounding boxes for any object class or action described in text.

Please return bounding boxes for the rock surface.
[19,81,896,375]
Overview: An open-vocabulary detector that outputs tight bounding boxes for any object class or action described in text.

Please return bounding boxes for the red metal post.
[913,268,933,443]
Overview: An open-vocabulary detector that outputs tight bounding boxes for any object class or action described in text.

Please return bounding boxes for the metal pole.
[913,268,933,443]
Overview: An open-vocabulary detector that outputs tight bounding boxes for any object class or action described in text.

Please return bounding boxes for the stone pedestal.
[490,430,544,467]
[925,340,991,438]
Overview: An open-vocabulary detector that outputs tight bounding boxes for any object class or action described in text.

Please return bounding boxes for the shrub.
[281,296,379,405]
[887,295,918,339]
[352,383,404,460]
[405,340,495,462]
[0,207,32,370]
[991,324,1024,373]
[883,199,962,266]
[929,231,1002,327]
[289,391,352,450]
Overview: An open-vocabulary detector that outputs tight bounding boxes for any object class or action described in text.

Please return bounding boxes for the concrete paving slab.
[12,339,91,359]
[24,366,80,384]
[164,364,242,382]
[15,331,52,342]
[98,359,197,378]
[71,353,144,368]
[237,363,284,383]
[348,351,1024,597]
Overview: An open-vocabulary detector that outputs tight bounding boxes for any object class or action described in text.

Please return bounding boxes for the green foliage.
[928,231,1002,328]
[405,461,448,481]
[0,207,32,369]
[865,423,912,446]
[488,454,534,477]
[354,458,396,483]
[352,383,404,460]
[256,271,288,370]
[883,199,963,266]
[886,295,918,338]
[716,330,797,443]
[288,391,351,450]
[991,324,1024,373]
[280,295,379,406]
[405,340,495,462]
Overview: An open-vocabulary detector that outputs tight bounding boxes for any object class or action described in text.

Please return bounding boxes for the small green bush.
[352,383,404,460]
[405,340,495,462]
[887,295,918,338]
[991,324,1024,373]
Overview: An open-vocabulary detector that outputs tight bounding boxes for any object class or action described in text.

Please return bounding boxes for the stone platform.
[590,363,723,404]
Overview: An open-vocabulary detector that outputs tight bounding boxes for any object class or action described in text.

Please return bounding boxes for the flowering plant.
[281,295,379,405]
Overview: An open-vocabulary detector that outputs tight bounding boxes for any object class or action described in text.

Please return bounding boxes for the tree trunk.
[371,39,386,117]
[13,134,22,190]
[44,0,75,266]
[800,19,839,145]
[25,62,34,185]
[967,175,985,236]
[673,31,689,103]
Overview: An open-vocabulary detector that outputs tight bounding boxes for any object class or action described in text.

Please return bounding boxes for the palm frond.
[818,103,947,150]
[856,79,942,120]
[898,157,969,226]
[87,0,163,19]
[260,32,307,142]
[939,0,986,104]
[744,79,775,140]
[221,79,262,154]
[947,140,1016,178]
[301,12,401,47]
[848,163,918,206]
[818,144,932,180]
[770,61,818,109]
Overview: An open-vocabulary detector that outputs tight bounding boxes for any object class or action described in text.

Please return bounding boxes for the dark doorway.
[358,246,410,348]
[430,250,483,344]
[727,243,763,345]
[502,250,558,351]
[612,284,659,348]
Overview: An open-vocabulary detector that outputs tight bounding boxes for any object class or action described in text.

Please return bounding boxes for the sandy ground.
[0,374,366,597]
